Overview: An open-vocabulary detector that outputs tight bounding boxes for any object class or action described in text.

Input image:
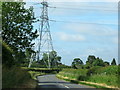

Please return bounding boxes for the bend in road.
[37,74,96,90]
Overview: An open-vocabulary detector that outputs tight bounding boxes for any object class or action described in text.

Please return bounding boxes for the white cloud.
[65,23,118,36]
[55,32,86,42]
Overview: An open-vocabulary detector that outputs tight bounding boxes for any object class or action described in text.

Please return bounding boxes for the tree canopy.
[72,58,84,69]
[111,58,117,65]
[38,51,61,68]
[84,55,109,69]
[2,2,38,66]
[2,2,38,53]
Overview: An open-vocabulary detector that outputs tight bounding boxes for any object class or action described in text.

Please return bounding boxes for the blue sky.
[25,0,118,65]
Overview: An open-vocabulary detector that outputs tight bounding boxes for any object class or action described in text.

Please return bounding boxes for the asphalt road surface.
[36,74,96,90]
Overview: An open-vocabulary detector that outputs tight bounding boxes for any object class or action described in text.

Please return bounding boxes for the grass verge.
[56,74,119,90]
[2,66,37,88]
[28,71,46,80]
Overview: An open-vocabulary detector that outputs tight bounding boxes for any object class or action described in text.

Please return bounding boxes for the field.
[57,66,119,89]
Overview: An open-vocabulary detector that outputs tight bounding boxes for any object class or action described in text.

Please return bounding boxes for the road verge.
[56,74,119,90]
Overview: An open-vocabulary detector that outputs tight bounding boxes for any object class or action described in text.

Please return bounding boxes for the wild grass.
[28,71,45,80]
[57,66,119,88]
[58,69,88,80]
[87,74,118,87]
[2,66,37,88]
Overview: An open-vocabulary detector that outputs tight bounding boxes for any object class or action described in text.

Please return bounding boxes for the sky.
[24,0,118,65]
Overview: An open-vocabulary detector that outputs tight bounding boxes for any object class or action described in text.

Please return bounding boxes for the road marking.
[38,83,44,85]
[64,86,69,88]
[59,84,70,89]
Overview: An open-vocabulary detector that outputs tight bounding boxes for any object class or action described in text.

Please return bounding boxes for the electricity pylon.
[37,1,54,69]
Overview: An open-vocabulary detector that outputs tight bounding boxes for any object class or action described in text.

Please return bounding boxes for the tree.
[2,2,38,63]
[25,48,36,60]
[49,51,62,68]
[104,61,110,66]
[86,55,96,68]
[92,58,105,67]
[23,48,36,66]
[86,55,96,64]
[111,58,117,65]
[40,51,61,68]
[72,58,84,69]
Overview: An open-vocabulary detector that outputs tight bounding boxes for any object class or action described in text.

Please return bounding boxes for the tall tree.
[2,2,38,58]
[85,55,96,68]
[86,55,96,64]
[49,51,61,68]
[72,58,84,69]
[40,51,61,68]
[92,58,105,67]
[111,58,117,65]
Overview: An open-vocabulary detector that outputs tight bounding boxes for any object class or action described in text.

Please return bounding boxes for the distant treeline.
[71,55,117,69]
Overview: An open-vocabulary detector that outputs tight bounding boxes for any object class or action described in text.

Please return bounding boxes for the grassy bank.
[3,66,56,88]
[28,71,46,80]
[2,66,37,88]
[57,66,119,89]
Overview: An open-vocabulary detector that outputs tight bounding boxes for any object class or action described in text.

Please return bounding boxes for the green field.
[57,66,119,89]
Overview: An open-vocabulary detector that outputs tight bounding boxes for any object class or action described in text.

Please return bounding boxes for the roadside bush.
[87,66,102,76]
[2,42,15,67]
[77,75,88,81]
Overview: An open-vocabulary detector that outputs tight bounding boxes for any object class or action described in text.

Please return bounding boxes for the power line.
[49,3,117,9]
[32,2,117,12]
[35,18,117,26]
[49,6,117,12]
[52,20,117,26]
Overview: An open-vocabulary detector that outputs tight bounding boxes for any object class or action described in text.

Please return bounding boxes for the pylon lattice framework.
[37,1,54,69]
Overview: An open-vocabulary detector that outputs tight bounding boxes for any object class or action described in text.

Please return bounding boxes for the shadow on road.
[37,81,71,84]
[36,85,68,90]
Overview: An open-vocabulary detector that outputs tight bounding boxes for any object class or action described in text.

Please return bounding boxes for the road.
[36,74,96,90]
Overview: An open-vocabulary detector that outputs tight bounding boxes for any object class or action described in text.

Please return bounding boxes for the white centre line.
[59,84,70,89]
[64,85,70,88]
